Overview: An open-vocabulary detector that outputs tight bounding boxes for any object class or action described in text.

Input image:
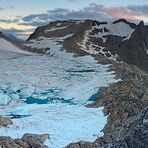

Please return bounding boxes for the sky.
[0,0,148,39]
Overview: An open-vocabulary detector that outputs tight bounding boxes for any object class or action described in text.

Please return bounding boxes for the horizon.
[0,0,148,39]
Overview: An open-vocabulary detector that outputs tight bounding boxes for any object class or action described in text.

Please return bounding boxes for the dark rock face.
[103,106,148,148]
[115,21,148,72]
[0,116,13,127]
[0,133,50,148]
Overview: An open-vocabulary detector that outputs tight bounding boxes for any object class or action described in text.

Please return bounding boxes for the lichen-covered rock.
[0,116,13,127]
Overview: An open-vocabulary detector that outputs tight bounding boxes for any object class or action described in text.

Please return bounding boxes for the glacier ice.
[0,37,120,148]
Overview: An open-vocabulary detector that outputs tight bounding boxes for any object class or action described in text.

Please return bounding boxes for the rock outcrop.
[0,116,13,127]
[0,133,50,148]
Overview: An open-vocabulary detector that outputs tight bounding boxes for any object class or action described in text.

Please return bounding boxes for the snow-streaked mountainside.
[24,19,148,72]
[26,19,136,57]
[0,33,119,147]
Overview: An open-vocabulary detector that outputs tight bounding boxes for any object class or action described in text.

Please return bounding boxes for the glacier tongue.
[0,37,119,148]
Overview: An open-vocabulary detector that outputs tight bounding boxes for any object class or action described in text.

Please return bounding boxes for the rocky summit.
[0,18,148,148]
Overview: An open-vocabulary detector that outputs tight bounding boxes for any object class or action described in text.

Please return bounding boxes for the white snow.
[0,38,33,55]
[45,25,69,32]
[0,37,120,148]
[93,22,135,41]
[77,21,134,61]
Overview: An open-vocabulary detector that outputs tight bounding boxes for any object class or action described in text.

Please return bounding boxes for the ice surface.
[0,38,33,55]
[0,37,120,147]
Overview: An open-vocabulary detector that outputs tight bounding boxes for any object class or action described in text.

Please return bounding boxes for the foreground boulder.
[0,136,29,148]
[22,133,50,147]
[0,116,13,127]
[0,133,50,148]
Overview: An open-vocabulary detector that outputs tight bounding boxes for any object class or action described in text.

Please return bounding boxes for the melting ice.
[0,37,119,147]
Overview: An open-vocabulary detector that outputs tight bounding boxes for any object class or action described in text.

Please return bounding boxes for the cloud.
[67,0,79,2]
[19,4,113,27]
[0,18,19,23]
[1,3,148,40]
[0,5,14,11]
[1,3,147,29]
[0,6,4,11]
[19,3,148,28]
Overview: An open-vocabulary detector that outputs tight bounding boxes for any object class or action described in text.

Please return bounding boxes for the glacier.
[0,37,119,147]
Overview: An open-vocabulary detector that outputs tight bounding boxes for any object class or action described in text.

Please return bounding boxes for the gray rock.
[0,133,50,148]
[0,136,23,148]
[0,116,13,127]
[22,133,50,147]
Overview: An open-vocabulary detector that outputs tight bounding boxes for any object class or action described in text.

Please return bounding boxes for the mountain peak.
[137,21,144,28]
[113,19,137,28]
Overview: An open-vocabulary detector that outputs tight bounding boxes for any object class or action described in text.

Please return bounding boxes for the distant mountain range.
[2,32,24,42]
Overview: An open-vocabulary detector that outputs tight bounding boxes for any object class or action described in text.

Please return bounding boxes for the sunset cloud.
[1,2,148,40]
[19,3,148,27]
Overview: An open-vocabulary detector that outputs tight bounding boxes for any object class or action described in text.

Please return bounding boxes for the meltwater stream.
[0,39,119,147]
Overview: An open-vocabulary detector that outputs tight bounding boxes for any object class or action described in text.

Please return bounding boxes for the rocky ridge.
[23,19,148,72]
[66,62,148,148]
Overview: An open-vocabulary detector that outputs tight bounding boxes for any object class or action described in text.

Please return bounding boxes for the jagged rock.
[66,141,99,148]
[102,106,148,148]
[21,133,50,147]
[0,133,50,148]
[66,137,106,148]
[14,139,30,148]
[0,116,13,127]
[0,136,24,148]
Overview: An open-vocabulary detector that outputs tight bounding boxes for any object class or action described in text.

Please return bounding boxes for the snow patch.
[94,22,135,41]
[45,25,69,32]
[0,38,33,55]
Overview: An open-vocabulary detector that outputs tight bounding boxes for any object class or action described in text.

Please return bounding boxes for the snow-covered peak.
[93,21,135,41]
